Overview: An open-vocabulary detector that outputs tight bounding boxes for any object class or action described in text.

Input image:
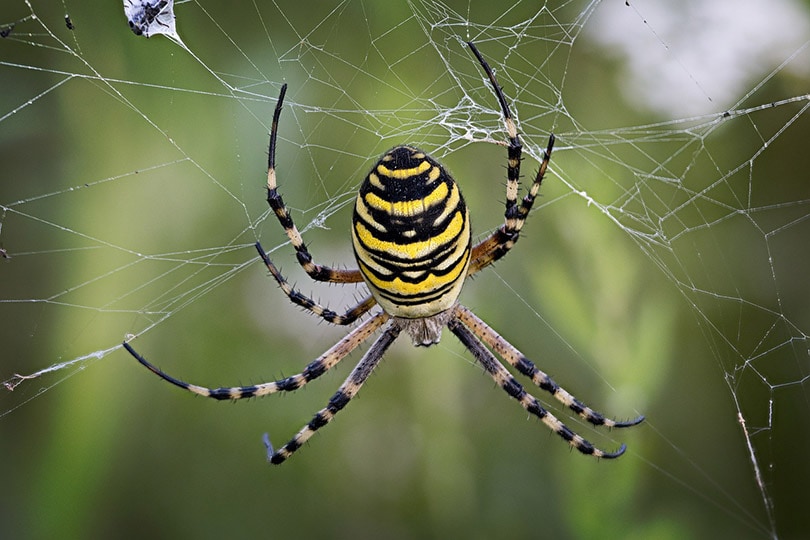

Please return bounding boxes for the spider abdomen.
[352,146,471,318]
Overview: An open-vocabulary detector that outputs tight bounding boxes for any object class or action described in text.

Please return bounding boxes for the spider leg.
[465,42,554,276]
[265,83,363,284]
[266,318,402,464]
[256,242,375,325]
[454,305,644,428]
[123,311,389,400]
[448,309,629,459]
[467,135,553,276]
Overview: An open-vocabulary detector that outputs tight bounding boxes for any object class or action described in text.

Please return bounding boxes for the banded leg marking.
[256,242,375,325]
[465,42,555,276]
[454,305,644,428]
[265,83,363,284]
[123,311,389,401]
[467,135,554,276]
[448,310,628,459]
[266,318,402,464]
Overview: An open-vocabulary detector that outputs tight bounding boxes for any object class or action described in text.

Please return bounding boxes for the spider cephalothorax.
[124,42,644,465]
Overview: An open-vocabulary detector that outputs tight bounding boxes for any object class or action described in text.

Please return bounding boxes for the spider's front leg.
[468,134,554,275]
[465,42,555,276]
[264,83,362,284]
[255,242,375,325]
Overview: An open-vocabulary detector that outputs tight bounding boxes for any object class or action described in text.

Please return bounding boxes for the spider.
[124,41,644,465]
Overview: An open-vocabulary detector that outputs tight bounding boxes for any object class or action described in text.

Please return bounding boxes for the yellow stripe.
[363,181,449,217]
[432,182,460,226]
[354,197,387,232]
[355,210,464,259]
[376,159,431,180]
[368,172,385,191]
[431,219,470,271]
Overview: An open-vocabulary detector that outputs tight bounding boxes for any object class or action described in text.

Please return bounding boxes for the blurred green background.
[1,1,809,539]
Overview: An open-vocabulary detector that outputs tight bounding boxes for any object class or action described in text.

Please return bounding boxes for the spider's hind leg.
[123,311,389,403]
[454,304,645,429]
[265,318,402,464]
[448,305,641,458]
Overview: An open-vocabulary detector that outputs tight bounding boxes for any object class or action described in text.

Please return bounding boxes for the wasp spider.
[124,42,644,465]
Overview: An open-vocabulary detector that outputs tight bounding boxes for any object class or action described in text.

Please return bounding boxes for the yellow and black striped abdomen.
[352,146,471,318]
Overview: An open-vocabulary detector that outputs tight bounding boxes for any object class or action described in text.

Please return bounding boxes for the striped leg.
[255,242,376,325]
[454,305,644,428]
[123,311,389,400]
[448,310,628,459]
[265,83,363,284]
[266,318,402,464]
[465,42,555,276]
[467,135,554,276]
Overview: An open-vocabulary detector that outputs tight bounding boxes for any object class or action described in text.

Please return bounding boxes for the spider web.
[1,0,808,538]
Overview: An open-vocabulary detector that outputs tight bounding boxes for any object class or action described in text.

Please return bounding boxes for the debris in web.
[0,13,37,39]
[123,0,178,40]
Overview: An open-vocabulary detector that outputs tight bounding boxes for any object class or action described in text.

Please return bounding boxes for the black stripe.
[362,173,447,202]
[309,411,329,430]
[357,240,466,274]
[327,390,351,412]
[285,438,301,453]
[276,377,302,392]
[374,279,460,307]
[303,359,327,381]
[267,189,295,229]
